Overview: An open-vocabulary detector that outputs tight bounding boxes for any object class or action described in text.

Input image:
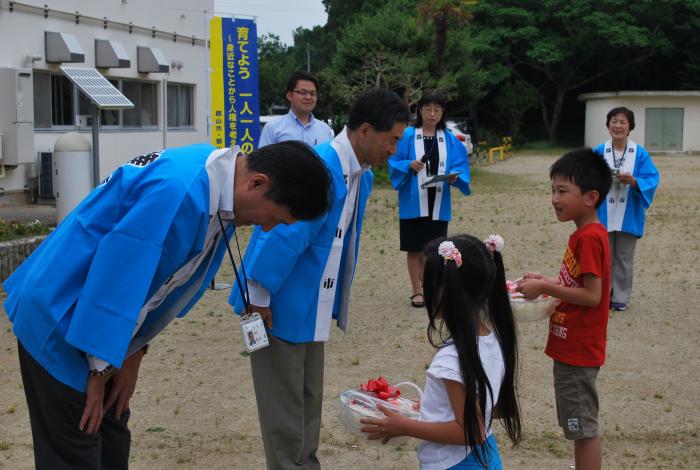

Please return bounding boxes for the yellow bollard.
[502,137,512,159]
[489,146,504,163]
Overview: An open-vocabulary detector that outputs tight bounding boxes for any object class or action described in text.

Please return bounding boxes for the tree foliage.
[256,0,700,143]
[257,34,294,114]
[470,0,700,140]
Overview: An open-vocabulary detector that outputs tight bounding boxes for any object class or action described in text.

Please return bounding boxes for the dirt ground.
[1,152,699,469]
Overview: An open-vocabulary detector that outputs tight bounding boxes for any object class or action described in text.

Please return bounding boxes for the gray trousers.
[609,231,638,305]
[250,335,324,470]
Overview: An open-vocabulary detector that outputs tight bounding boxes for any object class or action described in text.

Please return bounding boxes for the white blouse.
[417,332,505,469]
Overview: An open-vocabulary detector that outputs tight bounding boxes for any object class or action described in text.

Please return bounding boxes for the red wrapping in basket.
[360,376,401,400]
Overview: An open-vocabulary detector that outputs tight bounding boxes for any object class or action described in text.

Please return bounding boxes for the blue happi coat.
[230,140,372,343]
[388,126,471,221]
[3,144,232,392]
[594,141,659,237]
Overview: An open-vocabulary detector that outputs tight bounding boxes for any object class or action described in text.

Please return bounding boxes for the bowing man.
[231,88,409,470]
[4,141,331,470]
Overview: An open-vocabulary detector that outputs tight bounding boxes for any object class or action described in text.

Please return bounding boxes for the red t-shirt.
[545,222,611,367]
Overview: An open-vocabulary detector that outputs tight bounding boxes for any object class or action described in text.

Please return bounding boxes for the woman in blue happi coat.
[388,90,471,308]
[594,106,659,311]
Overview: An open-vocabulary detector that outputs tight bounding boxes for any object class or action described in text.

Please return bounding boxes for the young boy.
[517,148,612,470]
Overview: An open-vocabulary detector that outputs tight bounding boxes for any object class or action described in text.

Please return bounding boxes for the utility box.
[53,133,91,223]
[0,67,35,165]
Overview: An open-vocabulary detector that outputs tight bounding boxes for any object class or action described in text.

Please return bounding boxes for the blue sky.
[214,0,328,45]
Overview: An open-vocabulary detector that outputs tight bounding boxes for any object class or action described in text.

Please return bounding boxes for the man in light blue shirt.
[258,71,334,148]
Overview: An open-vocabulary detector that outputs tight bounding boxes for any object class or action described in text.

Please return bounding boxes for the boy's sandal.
[410,293,425,308]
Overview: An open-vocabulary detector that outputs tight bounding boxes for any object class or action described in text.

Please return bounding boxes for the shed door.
[645,108,684,151]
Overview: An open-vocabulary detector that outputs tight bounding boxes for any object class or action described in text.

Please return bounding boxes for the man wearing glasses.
[258,71,334,148]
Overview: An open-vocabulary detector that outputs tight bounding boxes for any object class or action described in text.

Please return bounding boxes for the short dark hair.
[246,141,331,220]
[414,90,447,130]
[606,107,635,131]
[550,148,612,209]
[286,71,319,94]
[347,88,409,131]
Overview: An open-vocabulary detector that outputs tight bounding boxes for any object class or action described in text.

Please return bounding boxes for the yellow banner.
[210,16,225,148]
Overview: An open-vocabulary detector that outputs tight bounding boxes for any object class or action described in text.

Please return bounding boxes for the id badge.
[240,312,269,353]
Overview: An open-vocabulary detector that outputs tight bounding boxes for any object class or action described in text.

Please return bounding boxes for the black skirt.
[399,217,448,252]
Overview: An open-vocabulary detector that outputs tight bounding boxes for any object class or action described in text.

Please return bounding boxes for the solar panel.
[59,66,134,109]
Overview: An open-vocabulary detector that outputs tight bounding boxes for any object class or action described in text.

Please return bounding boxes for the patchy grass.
[0,219,51,242]
[516,141,576,156]
[469,166,538,193]
[519,430,570,458]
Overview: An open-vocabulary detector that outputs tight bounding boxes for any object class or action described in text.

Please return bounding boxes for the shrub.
[0,219,51,241]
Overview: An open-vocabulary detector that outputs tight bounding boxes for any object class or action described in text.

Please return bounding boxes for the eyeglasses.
[422,105,443,113]
[292,89,317,97]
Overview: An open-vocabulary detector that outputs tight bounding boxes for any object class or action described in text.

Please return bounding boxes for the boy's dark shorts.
[553,360,600,440]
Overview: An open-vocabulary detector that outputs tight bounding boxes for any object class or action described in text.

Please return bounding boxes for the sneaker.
[611,302,627,311]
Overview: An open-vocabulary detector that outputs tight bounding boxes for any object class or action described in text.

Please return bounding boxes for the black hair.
[286,71,319,94]
[347,88,409,131]
[606,106,635,131]
[414,90,447,130]
[245,141,331,220]
[423,235,522,467]
[549,148,612,209]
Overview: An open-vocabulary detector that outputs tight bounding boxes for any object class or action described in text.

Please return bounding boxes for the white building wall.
[0,0,214,199]
[580,92,700,152]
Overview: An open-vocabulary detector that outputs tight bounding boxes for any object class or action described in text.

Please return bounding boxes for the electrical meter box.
[0,67,35,165]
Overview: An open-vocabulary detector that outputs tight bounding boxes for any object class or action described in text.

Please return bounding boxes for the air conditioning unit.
[38,152,55,202]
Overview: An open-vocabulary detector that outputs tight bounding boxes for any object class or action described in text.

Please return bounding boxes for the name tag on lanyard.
[240,312,269,353]
[216,213,270,353]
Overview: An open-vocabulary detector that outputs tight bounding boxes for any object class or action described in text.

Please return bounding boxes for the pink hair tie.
[484,234,504,255]
[438,241,462,267]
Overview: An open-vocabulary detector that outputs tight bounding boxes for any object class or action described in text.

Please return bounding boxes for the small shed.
[578,91,700,153]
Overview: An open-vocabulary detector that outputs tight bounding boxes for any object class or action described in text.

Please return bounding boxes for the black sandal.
[410,293,425,308]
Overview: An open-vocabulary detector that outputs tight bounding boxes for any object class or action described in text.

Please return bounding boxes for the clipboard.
[421,172,462,188]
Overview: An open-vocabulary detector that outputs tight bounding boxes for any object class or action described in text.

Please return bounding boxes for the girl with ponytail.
[361,234,521,469]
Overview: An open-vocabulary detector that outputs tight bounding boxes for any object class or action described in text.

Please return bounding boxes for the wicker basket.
[510,295,557,322]
[338,381,422,444]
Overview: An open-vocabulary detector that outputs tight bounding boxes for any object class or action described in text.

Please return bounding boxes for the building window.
[78,79,120,127]
[33,72,161,131]
[167,83,194,128]
[123,80,158,128]
[33,71,74,128]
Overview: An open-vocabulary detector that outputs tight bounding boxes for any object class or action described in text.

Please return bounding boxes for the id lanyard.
[217,213,270,352]
[421,135,438,175]
[612,145,627,170]
[217,213,251,315]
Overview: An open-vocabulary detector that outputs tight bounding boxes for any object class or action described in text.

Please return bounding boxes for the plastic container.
[510,295,557,322]
[338,381,422,444]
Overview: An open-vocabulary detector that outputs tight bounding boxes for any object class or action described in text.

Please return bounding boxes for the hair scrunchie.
[438,241,463,267]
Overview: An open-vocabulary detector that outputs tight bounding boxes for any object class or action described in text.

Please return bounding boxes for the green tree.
[321,0,382,31]
[329,6,430,105]
[434,22,492,116]
[470,0,696,141]
[417,0,473,78]
[257,34,294,113]
[492,79,538,140]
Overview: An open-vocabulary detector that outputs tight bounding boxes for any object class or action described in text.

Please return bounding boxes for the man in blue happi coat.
[3,141,331,470]
[231,89,409,470]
